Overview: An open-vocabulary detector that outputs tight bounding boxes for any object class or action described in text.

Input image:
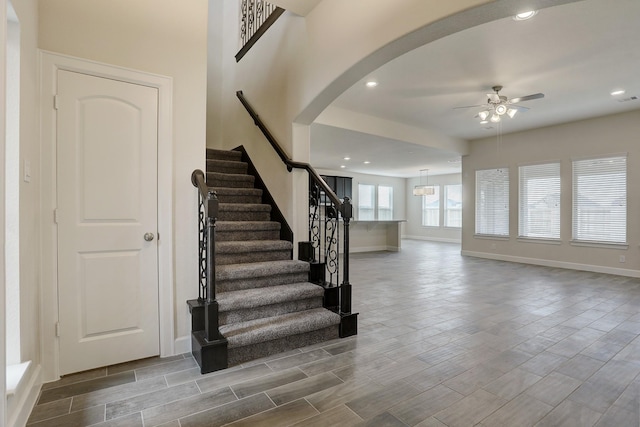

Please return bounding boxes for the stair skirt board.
[189,147,351,373]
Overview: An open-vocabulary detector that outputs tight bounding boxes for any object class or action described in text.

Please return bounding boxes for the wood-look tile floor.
[28,240,640,426]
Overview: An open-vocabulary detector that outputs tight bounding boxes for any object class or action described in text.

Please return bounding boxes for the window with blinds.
[358,184,375,220]
[519,163,560,239]
[377,185,393,220]
[421,185,440,226]
[445,184,462,228]
[475,168,509,236]
[572,155,627,244]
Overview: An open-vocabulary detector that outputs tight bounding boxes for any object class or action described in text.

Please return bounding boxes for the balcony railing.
[236,0,285,62]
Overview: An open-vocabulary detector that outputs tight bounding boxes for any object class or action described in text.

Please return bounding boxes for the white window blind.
[421,185,440,226]
[475,168,509,236]
[519,163,560,239]
[358,184,375,220]
[572,155,627,244]
[378,185,393,220]
[445,184,462,228]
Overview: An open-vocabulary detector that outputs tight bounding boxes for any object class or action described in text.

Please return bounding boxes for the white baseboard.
[461,250,640,278]
[351,245,399,253]
[174,335,192,355]
[403,235,461,244]
[7,363,42,427]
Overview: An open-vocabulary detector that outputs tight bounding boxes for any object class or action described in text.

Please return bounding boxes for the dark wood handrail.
[236,90,344,211]
[191,169,208,200]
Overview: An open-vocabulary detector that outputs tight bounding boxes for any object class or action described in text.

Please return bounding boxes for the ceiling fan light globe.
[507,108,518,118]
[478,110,490,120]
[490,113,501,123]
[495,104,507,115]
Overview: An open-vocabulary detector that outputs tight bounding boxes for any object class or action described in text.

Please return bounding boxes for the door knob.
[144,232,155,242]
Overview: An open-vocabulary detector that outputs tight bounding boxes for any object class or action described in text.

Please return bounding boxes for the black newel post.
[339,197,358,337]
[188,170,228,374]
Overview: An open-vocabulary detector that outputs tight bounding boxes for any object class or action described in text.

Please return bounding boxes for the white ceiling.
[310,0,640,178]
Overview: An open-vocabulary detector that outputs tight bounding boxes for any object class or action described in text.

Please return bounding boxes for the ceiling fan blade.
[487,93,500,103]
[453,104,486,110]
[510,104,530,112]
[510,93,544,103]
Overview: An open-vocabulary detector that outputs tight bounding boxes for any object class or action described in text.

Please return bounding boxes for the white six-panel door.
[56,69,160,375]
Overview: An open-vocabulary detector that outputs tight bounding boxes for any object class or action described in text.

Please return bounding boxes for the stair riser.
[217,230,281,242]
[216,250,292,265]
[218,211,271,221]
[227,326,339,366]
[217,272,310,292]
[219,298,323,326]
[207,149,242,162]
[207,175,254,188]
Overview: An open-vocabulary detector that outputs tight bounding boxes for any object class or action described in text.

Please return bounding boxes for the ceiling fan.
[454,85,544,123]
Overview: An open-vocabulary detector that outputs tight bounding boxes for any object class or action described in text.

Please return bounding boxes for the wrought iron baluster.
[198,192,207,301]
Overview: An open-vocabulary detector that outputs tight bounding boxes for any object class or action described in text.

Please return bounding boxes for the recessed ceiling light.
[513,10,537,21]
[343,157,351,161]
[611,90,626,96]
[363,161,371,164]
[340,165,346,169]
[365,81,378,88]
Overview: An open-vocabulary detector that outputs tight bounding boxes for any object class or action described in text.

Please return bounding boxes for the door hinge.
[55,322,60,337]
[54,94,59,110]
[157,232,160,242]
[53,208,58,224]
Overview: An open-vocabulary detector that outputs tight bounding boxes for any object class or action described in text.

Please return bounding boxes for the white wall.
[3,0,41,424]
[405,173,462,243]
[38,0,208,367]
[462,110,640,276]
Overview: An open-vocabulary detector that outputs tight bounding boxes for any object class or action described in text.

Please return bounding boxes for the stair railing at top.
[236,0,285,62]
[236,90,357,336]
[190,170,223,342]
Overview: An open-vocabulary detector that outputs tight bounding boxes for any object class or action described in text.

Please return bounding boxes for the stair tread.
[212,187,262,195]
[216,240,292,253]
[221,308,341,349]
[217,260,309,280]
[218,203,271,212]
[207,159,247,166]
[207,172,254,180]
[218,282,323,311]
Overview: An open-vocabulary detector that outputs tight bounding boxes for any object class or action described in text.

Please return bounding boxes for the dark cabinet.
[334,176,352,201]
[311,175,352,203]
[322,175,352,201]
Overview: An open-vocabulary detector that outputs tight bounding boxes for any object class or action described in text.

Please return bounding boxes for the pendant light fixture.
[413,169,435,196]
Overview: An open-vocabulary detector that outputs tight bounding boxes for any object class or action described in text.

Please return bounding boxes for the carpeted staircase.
[205,148,341,366]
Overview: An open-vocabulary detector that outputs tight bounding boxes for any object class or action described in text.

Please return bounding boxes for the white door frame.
[1,0,8,422]
[39,50,174,381]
